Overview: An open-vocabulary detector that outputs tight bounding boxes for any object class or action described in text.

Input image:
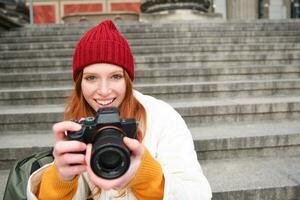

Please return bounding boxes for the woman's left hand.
[85,137,144,190]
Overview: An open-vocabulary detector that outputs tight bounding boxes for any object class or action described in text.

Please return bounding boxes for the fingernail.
[75,124,82,130]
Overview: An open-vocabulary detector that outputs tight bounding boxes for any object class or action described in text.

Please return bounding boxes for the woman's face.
[81,63,126,111]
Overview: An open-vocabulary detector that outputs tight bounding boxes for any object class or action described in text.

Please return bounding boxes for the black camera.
[67,107,137,179]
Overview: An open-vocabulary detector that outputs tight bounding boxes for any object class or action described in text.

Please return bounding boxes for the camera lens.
[99,150,122,169]
[91,128,130,179]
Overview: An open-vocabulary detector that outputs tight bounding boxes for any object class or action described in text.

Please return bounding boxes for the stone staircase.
[1,19,300,199]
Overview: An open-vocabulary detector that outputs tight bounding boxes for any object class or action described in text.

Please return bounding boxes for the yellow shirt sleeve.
[37,164,78,200]
[127,147,165,200]
[37,149,164,200]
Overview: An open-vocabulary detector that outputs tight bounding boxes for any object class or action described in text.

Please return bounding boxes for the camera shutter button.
[84,117,95,125]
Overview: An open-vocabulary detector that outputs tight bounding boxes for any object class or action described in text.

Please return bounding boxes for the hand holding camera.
[52,106,143,189]
[52,121,87,181]
[66,107,139,180]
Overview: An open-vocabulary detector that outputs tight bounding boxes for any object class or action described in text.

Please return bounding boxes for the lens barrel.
[91,128,130,179]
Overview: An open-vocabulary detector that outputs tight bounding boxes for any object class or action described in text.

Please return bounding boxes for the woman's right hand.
[52,121,87,181]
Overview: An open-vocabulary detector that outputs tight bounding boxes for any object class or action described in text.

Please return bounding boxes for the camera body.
[67,107,137,179]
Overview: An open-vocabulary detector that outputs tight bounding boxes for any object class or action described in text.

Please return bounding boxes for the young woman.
[27,20,212,200]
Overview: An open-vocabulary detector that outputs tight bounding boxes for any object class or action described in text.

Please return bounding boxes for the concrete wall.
[269,0,287,19]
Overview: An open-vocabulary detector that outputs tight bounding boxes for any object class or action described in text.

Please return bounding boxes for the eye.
[111,74,123,80]
[84,75,96,81]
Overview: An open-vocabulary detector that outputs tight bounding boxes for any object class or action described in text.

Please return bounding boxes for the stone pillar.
[141,0,211,13]
[227,0,258,20]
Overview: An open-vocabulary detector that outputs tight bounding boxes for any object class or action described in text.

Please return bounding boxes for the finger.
[85,144,92,167]
[57,165,86,181]
[57,153,86,166]
[53,121,82,141]
[53,140,86,157]
[79,118,85,122]
[123,137,144,158]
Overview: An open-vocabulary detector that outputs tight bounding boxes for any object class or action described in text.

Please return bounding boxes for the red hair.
[64,70,146,141]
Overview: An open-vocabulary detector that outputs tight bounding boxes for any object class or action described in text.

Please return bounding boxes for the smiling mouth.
[94,98,116,106]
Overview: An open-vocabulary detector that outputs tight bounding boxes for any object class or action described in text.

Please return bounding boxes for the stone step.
[2,29,300,41]
[1,157,300,200]
[0,170,10,200]
[1,119,299,169]
[1,43,300,60]
[171,95,300,126]
[2,40,300,52]
[1,79,300,105]
[202,156,300,200]
[1,34,300,45]
[63,30,300,38]
[1,64,299,88]
[22,19,300,27]
[3,19,300,37]
[1,52,300,73]
[0,104,63,132]
[191,119,300,160]
[1,19,300,200]
[0,130,53,170]
[135,51,300,65]
[0,41,76,51]
[1,121,300,199]
[1,95,300,132]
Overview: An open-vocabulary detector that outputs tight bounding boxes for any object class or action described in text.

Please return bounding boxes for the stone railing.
[140,0,211,13]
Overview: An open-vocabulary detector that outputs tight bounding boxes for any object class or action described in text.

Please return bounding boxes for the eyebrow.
[82,70,124,75]
[111,70,124,73]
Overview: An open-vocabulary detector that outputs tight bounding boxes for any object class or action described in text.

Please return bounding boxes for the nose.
[97,80,111,96]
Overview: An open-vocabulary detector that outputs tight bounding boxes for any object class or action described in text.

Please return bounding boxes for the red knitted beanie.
[72,20,134,81]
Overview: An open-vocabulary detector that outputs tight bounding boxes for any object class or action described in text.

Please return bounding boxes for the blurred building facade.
[212,0,300,20]
[27,0,140,23]
[27,0,300,24]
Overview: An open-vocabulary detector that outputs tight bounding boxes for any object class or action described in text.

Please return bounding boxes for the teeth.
[95,99,114,106]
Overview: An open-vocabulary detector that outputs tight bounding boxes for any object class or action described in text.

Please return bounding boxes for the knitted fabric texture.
[72,20,134,81]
